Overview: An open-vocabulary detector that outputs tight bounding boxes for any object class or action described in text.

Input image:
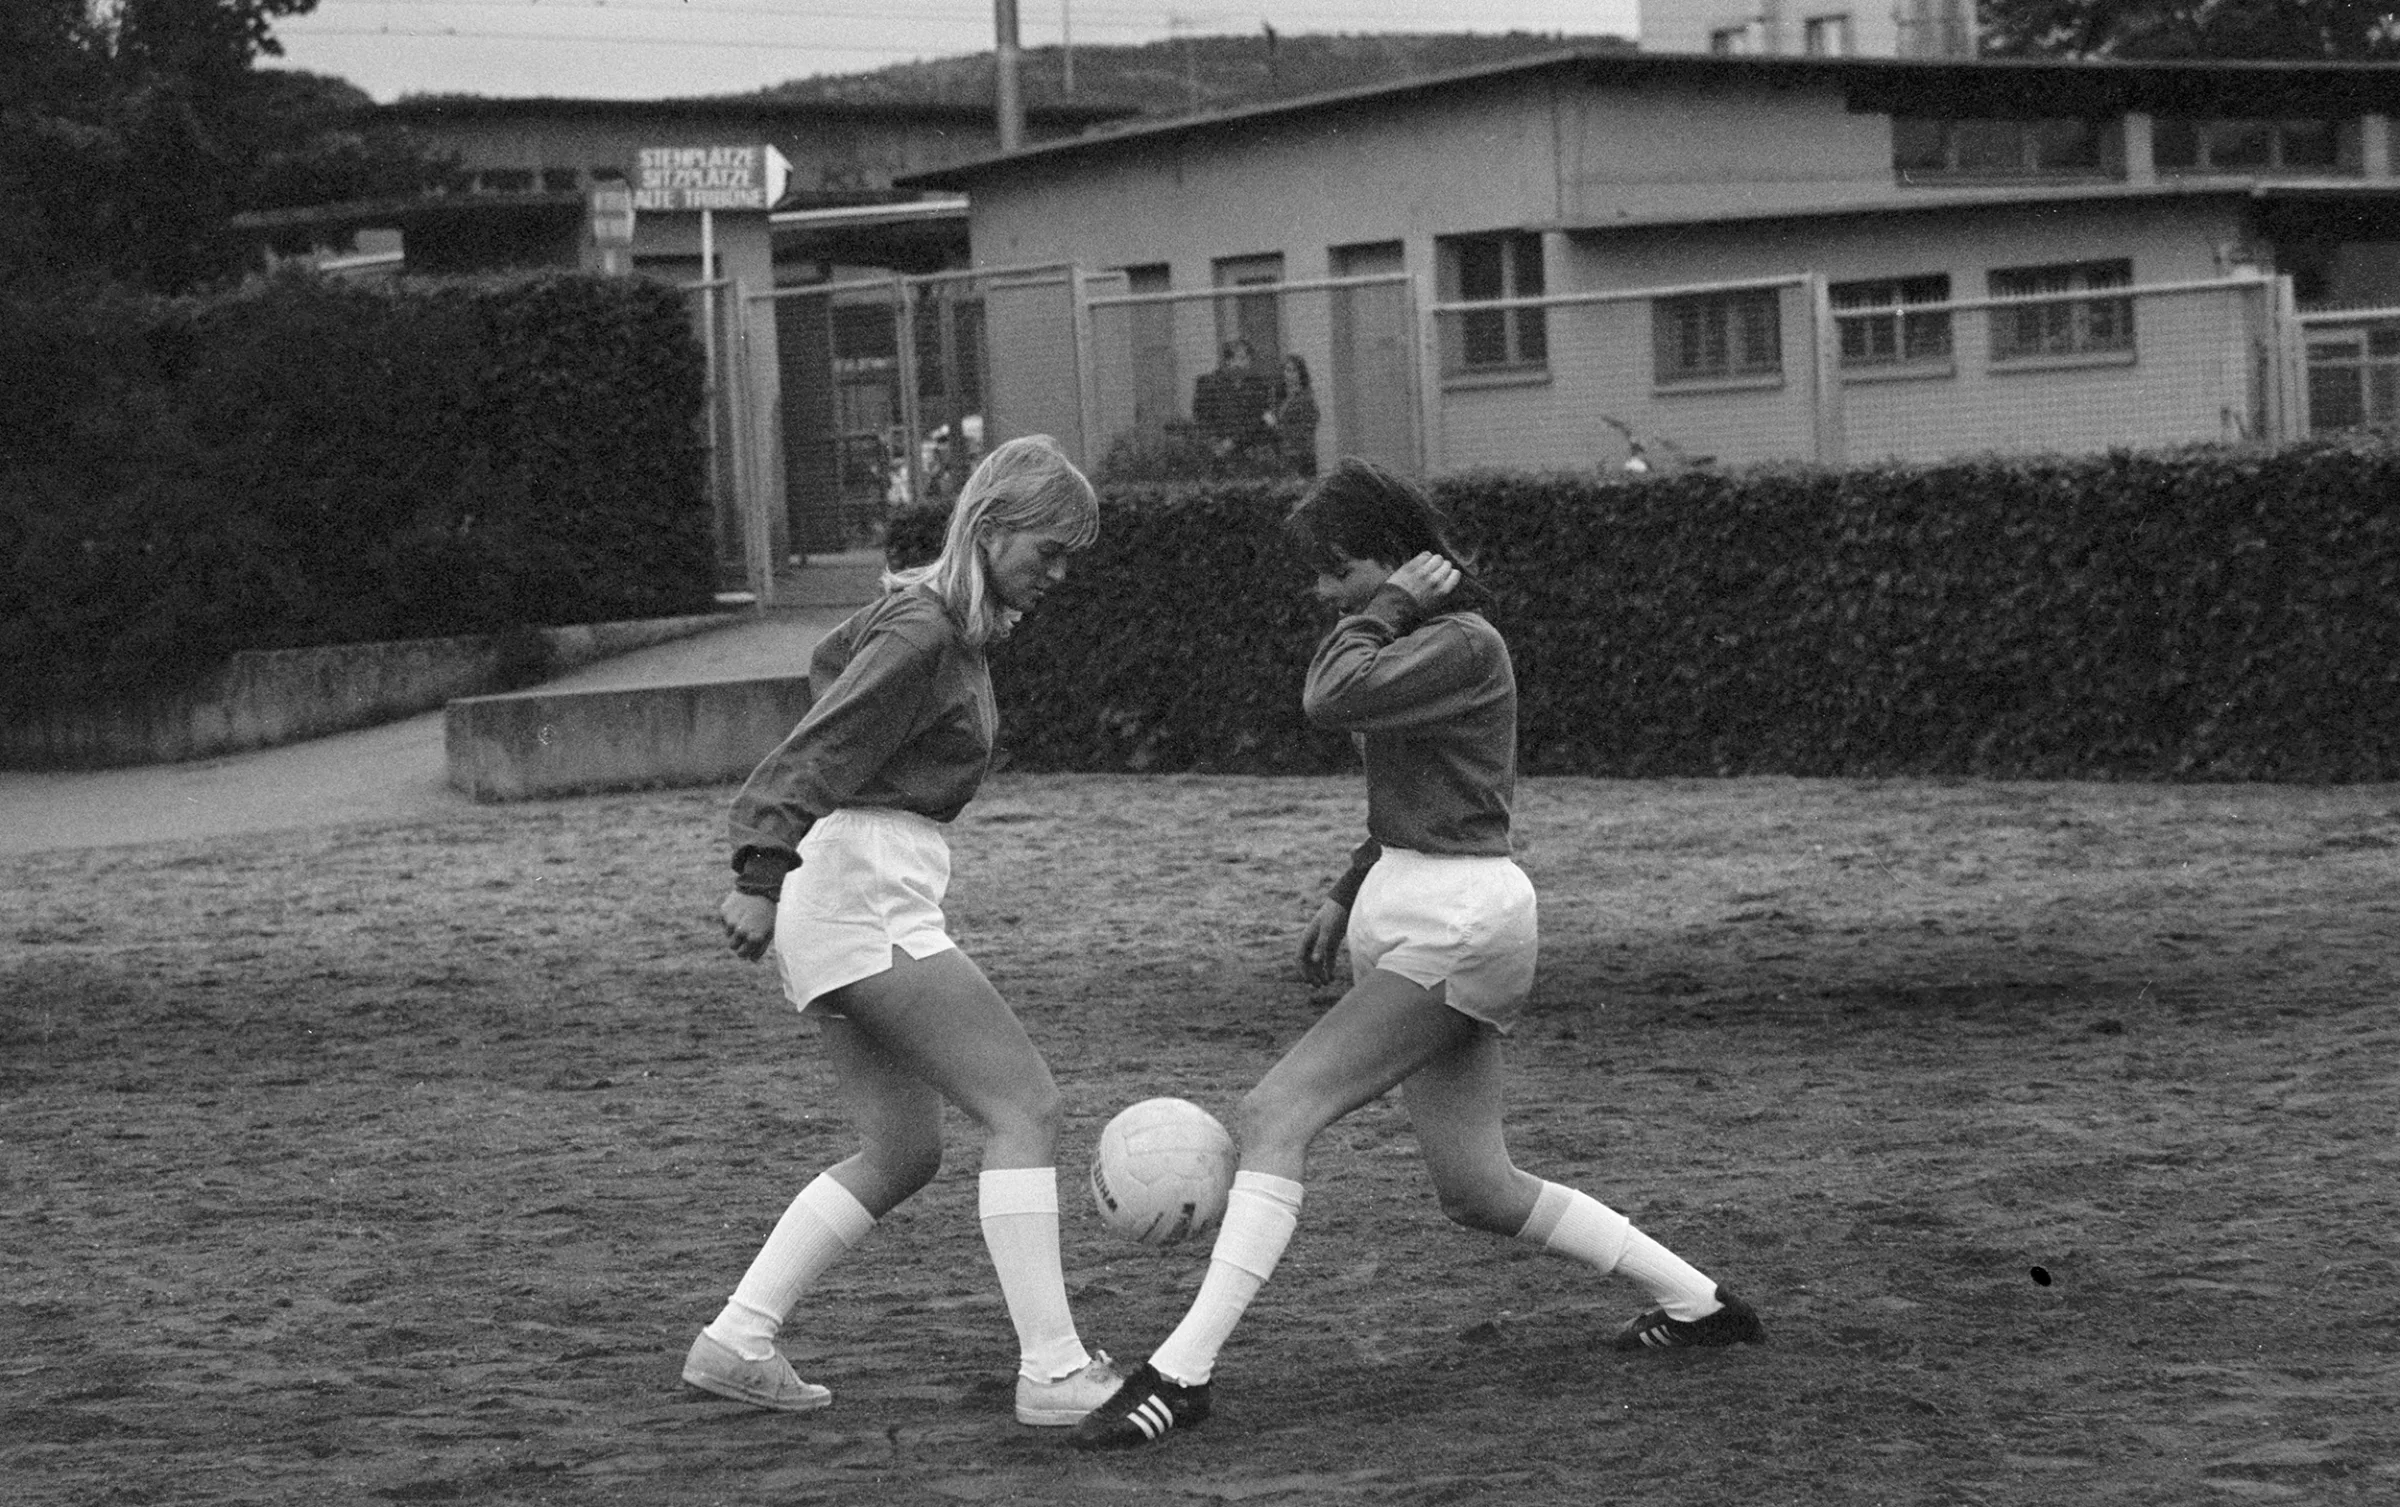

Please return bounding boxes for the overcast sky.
[264,0,1641,102]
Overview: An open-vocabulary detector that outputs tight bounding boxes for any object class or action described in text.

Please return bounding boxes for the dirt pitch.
[5,773,2398,1506]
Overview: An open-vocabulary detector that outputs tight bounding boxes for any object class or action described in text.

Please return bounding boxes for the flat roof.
[382,94,1132,130]
[900,47,2400,189]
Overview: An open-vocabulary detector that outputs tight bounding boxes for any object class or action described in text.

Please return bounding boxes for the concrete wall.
[3,615,737,771]
[445,675,813,802]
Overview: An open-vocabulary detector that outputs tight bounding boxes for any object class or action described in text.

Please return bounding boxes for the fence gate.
[735,263,1094,591]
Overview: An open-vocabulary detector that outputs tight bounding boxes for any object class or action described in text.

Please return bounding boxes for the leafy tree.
[1981,0,2400,60]
[0,0,451,291]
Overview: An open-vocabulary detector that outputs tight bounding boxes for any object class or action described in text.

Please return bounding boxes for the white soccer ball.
[1088,1097,1234,1248]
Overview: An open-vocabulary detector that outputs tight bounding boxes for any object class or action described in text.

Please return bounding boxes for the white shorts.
[773,808,957,1015]
[1347,847,1538,1032]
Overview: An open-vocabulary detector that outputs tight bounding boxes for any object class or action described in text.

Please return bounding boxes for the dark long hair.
[1284,457,1493,613]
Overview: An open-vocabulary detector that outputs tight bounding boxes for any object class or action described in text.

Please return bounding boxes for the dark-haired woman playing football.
[1075,458,1762,1449]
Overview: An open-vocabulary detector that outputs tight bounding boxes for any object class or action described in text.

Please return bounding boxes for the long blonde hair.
[883,434,1099,646]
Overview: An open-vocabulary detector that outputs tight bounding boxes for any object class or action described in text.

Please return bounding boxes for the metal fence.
[1080,273,1424,484]
[707,262,2334,598]
[1426,269,2299,476]
[687,274,769,597]
[732,263,1093,585]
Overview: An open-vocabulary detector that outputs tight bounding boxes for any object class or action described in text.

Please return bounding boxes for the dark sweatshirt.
[1303,582,1516,900]
[728,586,995,865]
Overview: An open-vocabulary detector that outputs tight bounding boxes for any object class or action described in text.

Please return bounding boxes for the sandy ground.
[4,769,2398,1505]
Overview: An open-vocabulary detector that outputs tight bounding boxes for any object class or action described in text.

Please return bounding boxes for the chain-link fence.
[1082,274,1422,485]
[712,263,2312,595]
[1839,273,2291,462]
[1427,269,2297,475]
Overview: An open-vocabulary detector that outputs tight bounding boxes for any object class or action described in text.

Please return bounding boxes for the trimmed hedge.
[905,441,2400,782]
[1,272,713,707]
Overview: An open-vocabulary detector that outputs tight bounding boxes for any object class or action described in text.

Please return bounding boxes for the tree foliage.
[1981,0,2400,60]
[0,0,453,291]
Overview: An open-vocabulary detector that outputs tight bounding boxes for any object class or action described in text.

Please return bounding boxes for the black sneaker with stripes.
[1611,1285,1766,1351]
[1068,1362,1212,1449]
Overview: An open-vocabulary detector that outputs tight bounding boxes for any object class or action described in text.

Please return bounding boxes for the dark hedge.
[1,272,713,707]
[914,443,2400,782]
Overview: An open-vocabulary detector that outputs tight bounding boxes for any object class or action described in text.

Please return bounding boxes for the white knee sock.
[1517,1181,1721,1321]
[978,1167,1092,1383]
[707,1173,877,1360]
[1148,1171,1304,1387]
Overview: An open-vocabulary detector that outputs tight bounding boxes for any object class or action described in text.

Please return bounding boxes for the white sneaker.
[1014,1350,1124,1426]
[681,1332,833,1412]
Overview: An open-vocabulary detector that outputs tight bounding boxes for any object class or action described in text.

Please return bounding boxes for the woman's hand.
[1298,899,1349,987]
[1387,551,1460,610]
[720,891,777,962]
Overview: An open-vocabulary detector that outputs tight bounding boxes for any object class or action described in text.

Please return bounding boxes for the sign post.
[632,144,791,215]
[633,144,791,604]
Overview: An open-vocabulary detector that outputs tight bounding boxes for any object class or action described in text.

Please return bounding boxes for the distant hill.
[756,30,1635,119]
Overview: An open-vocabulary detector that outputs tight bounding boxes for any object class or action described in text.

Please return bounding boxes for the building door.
[1125,264,1178,432]
[1330,241,1421,473]
[1213,253,1284,366]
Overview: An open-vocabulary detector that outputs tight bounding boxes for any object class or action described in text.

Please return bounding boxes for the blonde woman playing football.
[684,435,1122,1427]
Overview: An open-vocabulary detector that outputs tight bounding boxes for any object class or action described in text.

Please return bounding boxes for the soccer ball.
[1088,1097,1235,1248]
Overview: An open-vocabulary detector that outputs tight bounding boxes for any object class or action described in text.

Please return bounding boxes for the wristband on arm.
[731,844,799,900]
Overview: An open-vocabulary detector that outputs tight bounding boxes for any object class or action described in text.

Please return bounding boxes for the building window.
[1831,275,1952,368]
[1803,14,1853,55]
[541,168,582,193]
[1988,259,2134,362]
[2154,117,2350,174]
[1895,117,2121,180]
[475,168,534,194]
[2306,324,2400,432]
[1710,25,1751,54]
[1655,287,1782,384]
[1440,232,1547,374]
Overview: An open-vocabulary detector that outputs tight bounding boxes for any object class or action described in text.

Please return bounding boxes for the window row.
[1894,115,2362,181]
[1439,239,2137,384]
[1828,260,2134,372]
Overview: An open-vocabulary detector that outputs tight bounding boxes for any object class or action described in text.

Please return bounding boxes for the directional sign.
[631,144,791,212]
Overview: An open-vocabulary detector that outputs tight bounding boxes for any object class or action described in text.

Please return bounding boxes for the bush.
[930,443,2400,782]
[1,271,714,707]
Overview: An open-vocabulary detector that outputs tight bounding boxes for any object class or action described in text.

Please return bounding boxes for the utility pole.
[1168,12,1199,110]
[1062,0,1074,95]
[995,0,1024,152]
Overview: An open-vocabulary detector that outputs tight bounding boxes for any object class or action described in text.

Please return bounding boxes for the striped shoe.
[1611,1286,1765,1352]
[1068,1362,1211,1449]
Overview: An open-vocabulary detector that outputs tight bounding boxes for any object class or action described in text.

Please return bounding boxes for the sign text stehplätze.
[633,145,782,212]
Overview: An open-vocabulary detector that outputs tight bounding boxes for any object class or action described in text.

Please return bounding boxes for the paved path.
[0,608,852,858]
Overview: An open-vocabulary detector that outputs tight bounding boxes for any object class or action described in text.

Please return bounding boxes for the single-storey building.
[899,48,2400,476]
